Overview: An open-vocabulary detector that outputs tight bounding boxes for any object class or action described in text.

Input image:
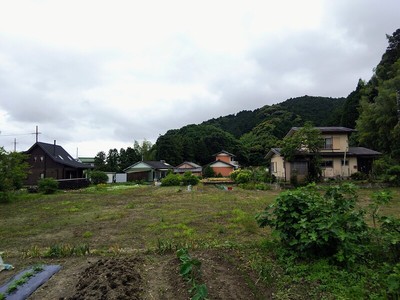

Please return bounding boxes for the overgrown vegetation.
[1,184,400,298]
[38,177,59,194]
[230,167,275,190]
[161,171,200,186]
[0,147,29,203]
[87,170,109,185]
[257,183,400,297]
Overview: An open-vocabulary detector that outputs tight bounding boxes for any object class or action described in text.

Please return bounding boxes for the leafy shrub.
[181,171,200,186]
[372,156,395,178]
[87,170,108,185]
[0,148,29,203]
[256,183,369,265]
[386,263,400,297]
[386,165,400,186]
[161,173,182,186]
[230,169,251,183]
[379,216,400,261]
[203,166,215,178]
[350,171,368,181]
[38,178,59,194]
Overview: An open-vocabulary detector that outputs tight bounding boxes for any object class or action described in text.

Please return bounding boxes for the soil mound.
[66,257,143,300]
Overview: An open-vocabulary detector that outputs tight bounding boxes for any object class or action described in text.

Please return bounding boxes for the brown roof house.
[124,160,174,182]
[25,141,90,185]
[207,150,239,177]
[266,127,381,182]
[174,162,202,176]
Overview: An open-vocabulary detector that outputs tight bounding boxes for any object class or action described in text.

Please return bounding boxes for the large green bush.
[230,169,251,184]
[181,171,200,186]
[88,171,108,185]
[38,178,59,194]
[386,165,400,186]
[203,166,215,178]
[0,147,29,203]
[256,183,369,265]
[161,173,182,186]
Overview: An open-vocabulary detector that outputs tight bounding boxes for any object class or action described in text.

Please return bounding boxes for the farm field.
[0,184,399,299]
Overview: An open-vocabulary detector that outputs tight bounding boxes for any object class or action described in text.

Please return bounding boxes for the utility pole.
[14,138,17,152]
[33,125,41,143]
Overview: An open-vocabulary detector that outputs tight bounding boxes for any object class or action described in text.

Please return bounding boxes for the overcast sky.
[0,0,399,157]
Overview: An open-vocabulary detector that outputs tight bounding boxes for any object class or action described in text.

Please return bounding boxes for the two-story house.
[266,127,381,181]
[207,150,239,177]
[25,141,91,185]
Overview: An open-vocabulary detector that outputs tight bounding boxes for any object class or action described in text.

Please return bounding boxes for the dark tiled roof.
[207,159,236,168]
[347,147,381,156]
[27,142,90,169]
[213,150,236,157]
[144,161,174,169]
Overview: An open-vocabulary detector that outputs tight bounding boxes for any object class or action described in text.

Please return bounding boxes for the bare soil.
[2,250,272,300]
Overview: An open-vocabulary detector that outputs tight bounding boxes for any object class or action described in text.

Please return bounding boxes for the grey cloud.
[0,35,104,125]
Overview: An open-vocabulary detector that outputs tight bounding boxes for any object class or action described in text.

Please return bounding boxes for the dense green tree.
[340,79,365,129]
[155,124,245,166]
[119,147,141,171]
[357,59,400,156]
[375,28,400,81]
[279,96,346,127]
[134,139,155,161]
[280,122,324,182]
[106,148,120,172]
[240,106,303,165]
[0,147,29,203]
[94,151,107,171]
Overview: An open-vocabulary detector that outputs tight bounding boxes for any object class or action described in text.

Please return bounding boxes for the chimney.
[53,140,56,156]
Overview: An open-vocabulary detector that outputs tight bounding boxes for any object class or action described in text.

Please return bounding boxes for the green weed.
[44,244,90,257]
[82,231,93,238]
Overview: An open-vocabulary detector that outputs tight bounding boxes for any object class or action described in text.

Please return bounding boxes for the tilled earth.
[2,250,272,299]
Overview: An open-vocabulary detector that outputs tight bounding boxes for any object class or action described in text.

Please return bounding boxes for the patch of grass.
[44,244,90,258]
[125,202,136,209]
[82,231,93,238]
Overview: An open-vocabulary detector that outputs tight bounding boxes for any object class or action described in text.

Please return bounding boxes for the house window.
[341,160,349,166]
[321,160,333,168]
[40,156,44,162]
[34,156,37,162]
[324,137,333,149]
[271,162,277,173]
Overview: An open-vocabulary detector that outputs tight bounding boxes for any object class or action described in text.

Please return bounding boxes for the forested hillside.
[95,28,400,170]
[154,95,345,166]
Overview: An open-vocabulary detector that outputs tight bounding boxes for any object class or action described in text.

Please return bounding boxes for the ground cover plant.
[0,183,399,299]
